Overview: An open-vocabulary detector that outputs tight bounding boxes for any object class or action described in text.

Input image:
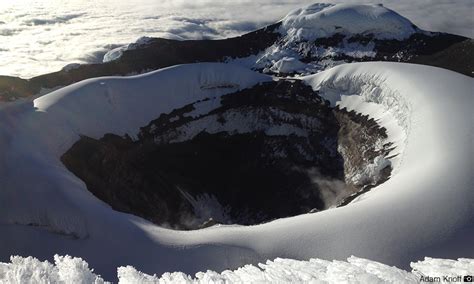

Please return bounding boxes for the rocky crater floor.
[61,80,392,230]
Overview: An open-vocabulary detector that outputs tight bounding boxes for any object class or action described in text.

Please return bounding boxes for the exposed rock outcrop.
[61,80,392,229]
[1,21,472,102]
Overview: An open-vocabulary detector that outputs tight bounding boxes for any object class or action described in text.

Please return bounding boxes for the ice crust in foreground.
[0,62,472,279]
[1,255,472,283]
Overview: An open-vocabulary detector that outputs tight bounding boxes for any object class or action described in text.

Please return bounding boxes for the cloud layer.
[0,0,472,78]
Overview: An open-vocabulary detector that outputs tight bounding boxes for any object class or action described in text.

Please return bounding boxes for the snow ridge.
[0,62,472,279]
[305,72,409,173]
[0,63,271,238]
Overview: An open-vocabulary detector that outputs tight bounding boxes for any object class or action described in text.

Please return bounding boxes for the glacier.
[0,3,472,282]
[0,62,472,280]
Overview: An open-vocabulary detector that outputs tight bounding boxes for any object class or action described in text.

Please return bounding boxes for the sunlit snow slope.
[0,62,472,279]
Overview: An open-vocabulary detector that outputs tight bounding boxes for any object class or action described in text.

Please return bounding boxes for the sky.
[0,0,472,78]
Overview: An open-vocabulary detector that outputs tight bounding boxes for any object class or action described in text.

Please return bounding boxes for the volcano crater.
[61,80,392,230]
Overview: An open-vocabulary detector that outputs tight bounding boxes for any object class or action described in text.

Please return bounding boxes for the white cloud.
[0,0,472,78]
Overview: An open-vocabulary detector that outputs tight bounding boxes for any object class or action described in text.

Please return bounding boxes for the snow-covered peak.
[281,4,417,41]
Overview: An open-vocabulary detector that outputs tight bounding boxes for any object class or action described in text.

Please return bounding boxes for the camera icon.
[464,275,473,282]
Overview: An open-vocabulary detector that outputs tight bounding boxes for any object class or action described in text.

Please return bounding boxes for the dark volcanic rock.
[333,108,393,207]
[0,24,281,102]
[270,32,473,76]
[61,80,392,230]
[0,76,36,102]
[408,38,474,77]
[1,23,472,102]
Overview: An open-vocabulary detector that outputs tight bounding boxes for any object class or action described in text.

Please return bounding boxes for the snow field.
[0,62,472,279]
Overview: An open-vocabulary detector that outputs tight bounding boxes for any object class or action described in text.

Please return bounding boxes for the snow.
[103,36,155,63]
[156,109,320,144]
[102,47,126,63]
[281,4,417,41]
[411,257,474,279]
[312,74,408,174]
[2,1,472,78]
[179,191,232,228]
[183,97,222,118]
[268,57,307,74]
[0,62,472,280]
[228,4,417,76]
[1,255,471,283]
[0,255,106,284]
[348,155,391,186]
[61,63,81,72]
[243,39,377,76]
